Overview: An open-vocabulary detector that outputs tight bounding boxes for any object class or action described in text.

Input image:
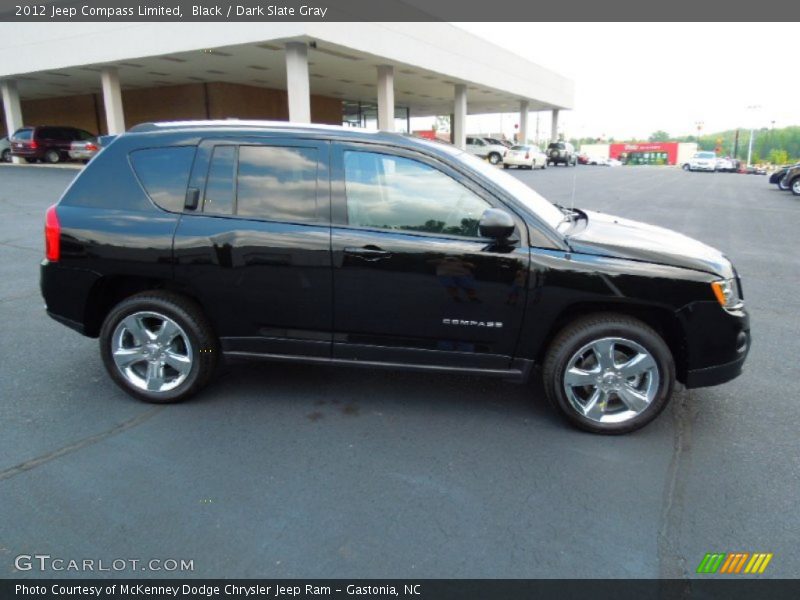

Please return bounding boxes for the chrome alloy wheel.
[563,337,659,424]
[111,311,193,393]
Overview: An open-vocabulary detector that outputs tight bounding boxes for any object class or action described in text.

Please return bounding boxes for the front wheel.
[487,152,501,165]
[542,314,675,434]
[100,292,218,403]
[1,148,9,162]
[791,177,800,196]
[682,164,691,171]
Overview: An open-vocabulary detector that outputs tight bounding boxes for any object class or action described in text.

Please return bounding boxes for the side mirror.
[479,208,516,240]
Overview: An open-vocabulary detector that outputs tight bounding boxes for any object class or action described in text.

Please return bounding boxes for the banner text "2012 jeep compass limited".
[41,121,750,434]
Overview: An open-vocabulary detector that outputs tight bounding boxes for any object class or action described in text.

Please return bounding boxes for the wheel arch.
[82,275,208,338]
[534,302,688,383]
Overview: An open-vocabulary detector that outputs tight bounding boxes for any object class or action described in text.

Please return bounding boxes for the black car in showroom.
[40,121,750,434]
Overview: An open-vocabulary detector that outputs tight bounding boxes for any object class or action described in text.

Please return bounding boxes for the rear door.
[172,137,333,358]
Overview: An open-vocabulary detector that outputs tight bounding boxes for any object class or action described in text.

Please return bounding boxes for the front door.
[330,144,530,369]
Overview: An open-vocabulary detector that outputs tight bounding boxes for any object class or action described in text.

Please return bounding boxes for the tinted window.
[236,145,319,222]
[203,145,236,215]
[548,143,565,150]
[130,146,197,212]
[76,129,95,141]
[13,128,32,141]
[343,151,490,238]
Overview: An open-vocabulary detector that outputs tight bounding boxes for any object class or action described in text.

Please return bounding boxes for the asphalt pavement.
[0,162,797,579]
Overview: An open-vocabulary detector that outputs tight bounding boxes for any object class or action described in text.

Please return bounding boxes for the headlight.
[711,278,743,309]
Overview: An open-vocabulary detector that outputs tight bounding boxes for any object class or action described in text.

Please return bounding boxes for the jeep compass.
[40,121,750,434]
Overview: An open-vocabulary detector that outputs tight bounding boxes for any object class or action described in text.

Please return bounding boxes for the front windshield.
[697,152,716,159]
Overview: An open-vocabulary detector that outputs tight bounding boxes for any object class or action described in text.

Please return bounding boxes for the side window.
[236,145,319,222]
[203,145,236,215]
[343,151,491,238]
[130,146,197,212]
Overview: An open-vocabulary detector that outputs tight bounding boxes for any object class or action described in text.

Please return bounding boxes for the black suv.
[546,141,577,166]
[40,121,750,434]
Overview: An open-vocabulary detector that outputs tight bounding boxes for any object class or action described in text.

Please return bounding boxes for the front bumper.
[679,302,750,388]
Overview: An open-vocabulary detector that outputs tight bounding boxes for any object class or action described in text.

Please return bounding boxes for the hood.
[566,210,733,278]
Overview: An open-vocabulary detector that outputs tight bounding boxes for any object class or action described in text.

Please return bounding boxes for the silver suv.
[546,141,577,167]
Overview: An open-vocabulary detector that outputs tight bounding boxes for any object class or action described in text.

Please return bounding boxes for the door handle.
[343,245,392,261]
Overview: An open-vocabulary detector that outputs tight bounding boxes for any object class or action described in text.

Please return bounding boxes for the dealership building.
[580,141,699,166]
[0,21,574,162]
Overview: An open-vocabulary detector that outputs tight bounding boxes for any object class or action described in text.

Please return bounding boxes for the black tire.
[1,149,9,163]
[682,163,691,171]
[542,313,675,434]
[488,152,501,165]
[791,177,800,196]
[99,291,218,404]
[44,149,61,164]
[778,177,790,191]
[25,157,38,164]
[502,164,509,169]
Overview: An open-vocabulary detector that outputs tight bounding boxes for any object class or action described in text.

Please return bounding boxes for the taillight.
[30,140,38,149]
[525,152,530,159]
[45,204,60,261]
[85,144,98,151]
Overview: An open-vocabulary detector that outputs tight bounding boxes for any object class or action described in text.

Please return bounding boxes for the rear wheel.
[99,292,218,403]
[542,314,675,434]
[682,163,691,171]
[778,177,790,191]
[44,149,61,164]
[1,149,9,162]
[488,152,502,165]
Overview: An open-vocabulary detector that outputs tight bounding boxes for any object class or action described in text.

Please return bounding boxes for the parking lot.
[1,163,798,579]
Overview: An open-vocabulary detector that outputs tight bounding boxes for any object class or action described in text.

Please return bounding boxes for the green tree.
[768,149,789,165]
[648,130,670,142]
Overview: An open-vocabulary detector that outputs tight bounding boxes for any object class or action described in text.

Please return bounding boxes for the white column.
[519,100,530,145]
[1,79,24,164]
[453,84,467,150]
[285,42,310,124]
[100,67,126,134]
[376,65,395,132]
[551,109,560,142]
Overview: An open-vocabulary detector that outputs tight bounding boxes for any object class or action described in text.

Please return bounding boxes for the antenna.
[569,158,578,212]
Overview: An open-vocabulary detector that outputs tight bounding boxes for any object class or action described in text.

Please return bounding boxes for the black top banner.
[0,0,798,21]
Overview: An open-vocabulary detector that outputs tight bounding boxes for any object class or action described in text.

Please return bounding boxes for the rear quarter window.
[13,128,33,141]
[130,146,197,212]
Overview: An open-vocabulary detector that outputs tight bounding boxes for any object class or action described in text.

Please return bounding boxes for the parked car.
[587,156,607,165]
[1,136,11,162]
[683,151,717,172]
[40,121,750,435]
[605,158,623,167]
[465,136,506,165]
[715,157,735,172]
[546,141,577,166]
[502,145,547,170]
[10,126,95,164]
[769,164,799,190]
[780,164,800,195]
[577,153,591,165]
[68,137,101,163]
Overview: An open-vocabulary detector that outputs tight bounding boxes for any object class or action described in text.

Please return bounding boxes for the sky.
[413,23,799,142]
